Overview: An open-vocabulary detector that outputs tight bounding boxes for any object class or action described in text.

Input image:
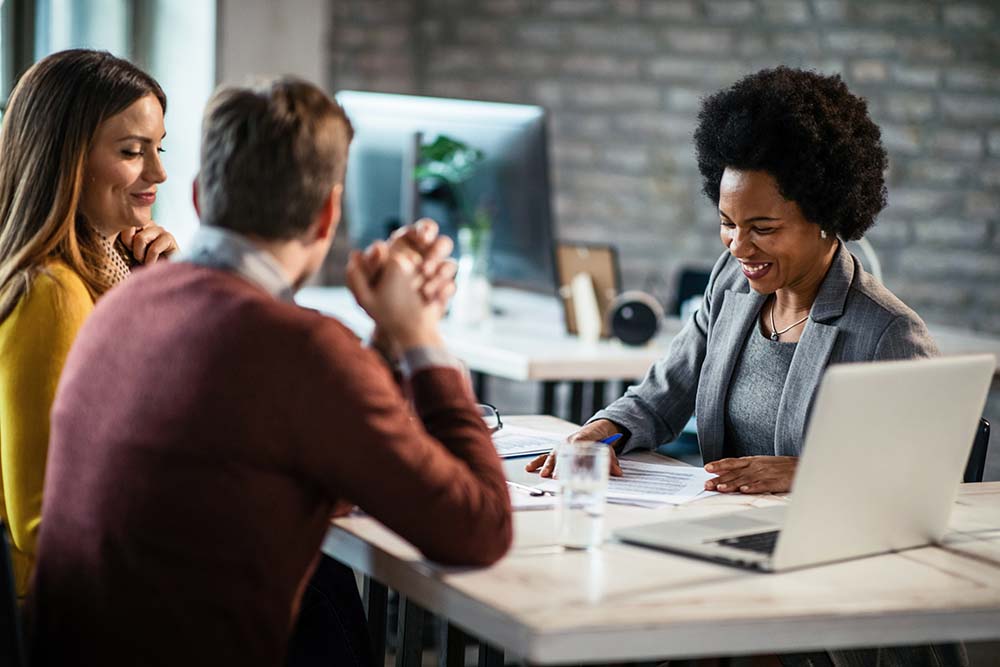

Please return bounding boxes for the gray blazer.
[593,244,938,462]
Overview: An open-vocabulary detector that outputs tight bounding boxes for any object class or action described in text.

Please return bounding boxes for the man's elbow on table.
[422,509,513,567]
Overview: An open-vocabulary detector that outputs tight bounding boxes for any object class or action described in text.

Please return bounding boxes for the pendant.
[770,332,780,341]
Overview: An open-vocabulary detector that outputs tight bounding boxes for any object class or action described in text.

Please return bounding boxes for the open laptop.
[614,354,995,572]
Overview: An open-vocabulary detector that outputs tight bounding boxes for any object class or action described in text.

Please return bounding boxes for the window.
[34,0,130,58]
[0,0,29,118]
[139,0,216,248]
[1,3,10,117]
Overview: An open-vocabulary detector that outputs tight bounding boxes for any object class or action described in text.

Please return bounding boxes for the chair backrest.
[0,520,25,667]
[964,418,991,484]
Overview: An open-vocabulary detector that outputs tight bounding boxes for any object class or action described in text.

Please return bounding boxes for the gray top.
[592,243,939,462]
[723,320,796,458]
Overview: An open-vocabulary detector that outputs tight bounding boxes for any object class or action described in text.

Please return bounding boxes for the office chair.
[671,267,711,317]
[0,521,25,667]
[964,418,991,483]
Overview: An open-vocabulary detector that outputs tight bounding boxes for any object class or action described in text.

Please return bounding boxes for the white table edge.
[323,519,1000,663]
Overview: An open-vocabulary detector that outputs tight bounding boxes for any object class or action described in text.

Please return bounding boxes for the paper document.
[607,460,718,505]
[536,460,718,506]
[492,424,567,458]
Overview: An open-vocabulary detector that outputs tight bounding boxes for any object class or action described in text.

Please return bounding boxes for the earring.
[820,229,828,239]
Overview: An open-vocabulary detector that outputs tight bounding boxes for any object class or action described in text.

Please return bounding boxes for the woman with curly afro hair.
[528,64,962,666]
[532,64,937,480]
[529,65,961,667]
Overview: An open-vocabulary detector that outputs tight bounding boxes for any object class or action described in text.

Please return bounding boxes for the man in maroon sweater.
[29,79,512,665]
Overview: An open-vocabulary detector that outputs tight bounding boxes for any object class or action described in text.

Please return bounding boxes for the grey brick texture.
[328,0,1000,335]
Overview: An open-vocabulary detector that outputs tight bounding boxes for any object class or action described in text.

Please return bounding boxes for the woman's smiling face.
[718,168,832,295]
[79,93,167,238]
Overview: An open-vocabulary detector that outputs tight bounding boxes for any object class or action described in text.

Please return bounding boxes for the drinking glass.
[555,441,610,550]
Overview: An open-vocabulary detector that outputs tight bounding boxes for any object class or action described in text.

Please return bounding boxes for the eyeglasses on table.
[477,403,503,433]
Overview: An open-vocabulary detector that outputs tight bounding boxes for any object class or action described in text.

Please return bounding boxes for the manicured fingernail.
[718,484,727,490]
[740,486,749,492]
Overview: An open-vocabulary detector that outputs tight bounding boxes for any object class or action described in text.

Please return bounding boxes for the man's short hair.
[197,77,354,240]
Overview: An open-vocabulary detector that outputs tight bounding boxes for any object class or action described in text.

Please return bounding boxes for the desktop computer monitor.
[336,91,556,293]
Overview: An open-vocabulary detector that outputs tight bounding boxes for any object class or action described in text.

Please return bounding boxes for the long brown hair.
[0,49,166,322]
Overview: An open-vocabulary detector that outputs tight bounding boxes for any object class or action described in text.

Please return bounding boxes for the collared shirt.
[181,225,463,377]
[181,225,297,303]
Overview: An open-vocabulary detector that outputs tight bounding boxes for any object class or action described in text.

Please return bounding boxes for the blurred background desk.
[298,286,686,423]
[297,286,1000,426]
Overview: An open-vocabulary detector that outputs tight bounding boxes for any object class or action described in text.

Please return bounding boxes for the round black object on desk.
[608,291,663,346]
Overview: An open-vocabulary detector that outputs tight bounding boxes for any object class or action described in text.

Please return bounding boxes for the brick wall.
[327,0,1000,334]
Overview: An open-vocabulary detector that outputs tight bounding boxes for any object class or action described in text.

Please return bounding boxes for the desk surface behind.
[297,286,1000,382]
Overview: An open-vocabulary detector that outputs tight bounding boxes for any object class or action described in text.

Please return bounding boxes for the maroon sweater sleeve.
[291,318,512,566]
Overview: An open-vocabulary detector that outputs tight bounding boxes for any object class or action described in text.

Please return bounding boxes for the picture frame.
[554,242,621,337]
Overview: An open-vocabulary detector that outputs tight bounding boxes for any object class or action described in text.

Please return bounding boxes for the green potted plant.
[415,135,493,324]
[414,135,492,254]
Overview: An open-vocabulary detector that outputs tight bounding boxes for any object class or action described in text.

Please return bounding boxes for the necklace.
[769,300,809,341]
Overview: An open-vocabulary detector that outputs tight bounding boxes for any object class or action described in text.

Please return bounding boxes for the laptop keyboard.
[716,530,780,555]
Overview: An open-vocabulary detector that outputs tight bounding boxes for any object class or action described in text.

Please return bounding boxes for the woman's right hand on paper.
[524,419,624,478]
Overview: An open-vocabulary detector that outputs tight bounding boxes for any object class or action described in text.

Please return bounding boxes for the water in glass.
[555,442,610,550]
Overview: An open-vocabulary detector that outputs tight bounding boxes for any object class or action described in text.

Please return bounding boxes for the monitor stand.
[400,131,422,228]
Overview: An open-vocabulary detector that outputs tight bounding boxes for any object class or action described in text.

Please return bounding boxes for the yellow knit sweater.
[0,261,93,597]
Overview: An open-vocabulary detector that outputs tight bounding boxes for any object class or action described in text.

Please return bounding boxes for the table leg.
[541,381,558,416]
[473,371,488,403]
[591,380,606,416]
[477,641,504,667]
[438,622,469,667]
[362,576,388,663]
[395,595,426,667]
[569,381,585,425]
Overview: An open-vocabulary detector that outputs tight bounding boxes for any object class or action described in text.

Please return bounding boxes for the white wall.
[216,0,328,89]
[214,0,351,284]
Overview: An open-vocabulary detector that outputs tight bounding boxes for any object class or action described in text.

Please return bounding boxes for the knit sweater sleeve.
[292,320,512,567]
[0,264,92,593]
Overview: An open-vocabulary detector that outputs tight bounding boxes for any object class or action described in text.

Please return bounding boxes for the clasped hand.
[346,219,457,350]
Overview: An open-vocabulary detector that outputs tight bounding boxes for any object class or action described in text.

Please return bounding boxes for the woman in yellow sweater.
[0,49,177,597]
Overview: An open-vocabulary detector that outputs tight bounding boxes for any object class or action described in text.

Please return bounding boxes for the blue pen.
[599,433,623,446]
